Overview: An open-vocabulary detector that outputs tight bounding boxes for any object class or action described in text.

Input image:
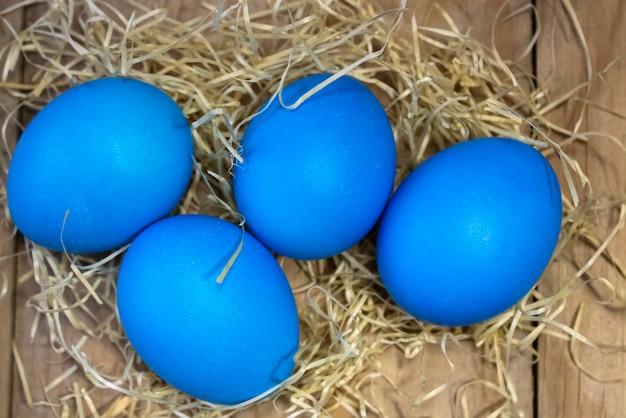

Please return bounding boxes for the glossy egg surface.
[7,77,193,253]
[376,137,562,326]
[233,73,396,260]
[116,214,300,405]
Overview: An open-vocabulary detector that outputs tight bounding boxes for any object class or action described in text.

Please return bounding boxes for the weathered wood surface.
[0,3,22,418]
[0,0,624,417]
[536,1,626,418]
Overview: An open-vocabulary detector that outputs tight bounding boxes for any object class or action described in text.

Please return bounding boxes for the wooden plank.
[246,1,536,416]
[536,0,626,417]
[8,1,213,415]
[388,1,535,417]
[9,0,62,413]
[7,0,536,417]
[0,2,23,417]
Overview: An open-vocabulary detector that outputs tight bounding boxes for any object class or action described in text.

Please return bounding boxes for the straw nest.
[0,0,624,417]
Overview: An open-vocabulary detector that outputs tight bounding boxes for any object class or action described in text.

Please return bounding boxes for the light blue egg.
[116,214,300,405]
[7,78,193,253]
[233,74,396,260]
[376,137,562,327]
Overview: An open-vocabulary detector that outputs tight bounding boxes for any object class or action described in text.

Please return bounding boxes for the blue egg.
[116,214,300,405]
[376,137,562,327]
[7,78,193,253]
[233,74,396,260]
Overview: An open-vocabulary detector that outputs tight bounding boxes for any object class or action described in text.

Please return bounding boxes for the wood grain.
[385,1,535,417]
[241,1,537,416]
[4,0,625,417]
[9,3,61,416]
[0,3,23,418]
[7,2,218,416]
[4,0,537,417]
[536,0,626,417]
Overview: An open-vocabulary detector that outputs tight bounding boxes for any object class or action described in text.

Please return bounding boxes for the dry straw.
[0,0,624,417]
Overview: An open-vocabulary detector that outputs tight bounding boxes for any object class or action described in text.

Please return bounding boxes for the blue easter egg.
[116,214,300,405]
[233,74,396,260]
[376,137,562,327]
[7,77,193,253]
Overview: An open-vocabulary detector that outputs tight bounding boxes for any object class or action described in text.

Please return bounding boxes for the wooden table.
[1,0,624,417]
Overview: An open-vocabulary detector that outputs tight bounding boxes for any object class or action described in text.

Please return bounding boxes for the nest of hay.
[1,0,624,417]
